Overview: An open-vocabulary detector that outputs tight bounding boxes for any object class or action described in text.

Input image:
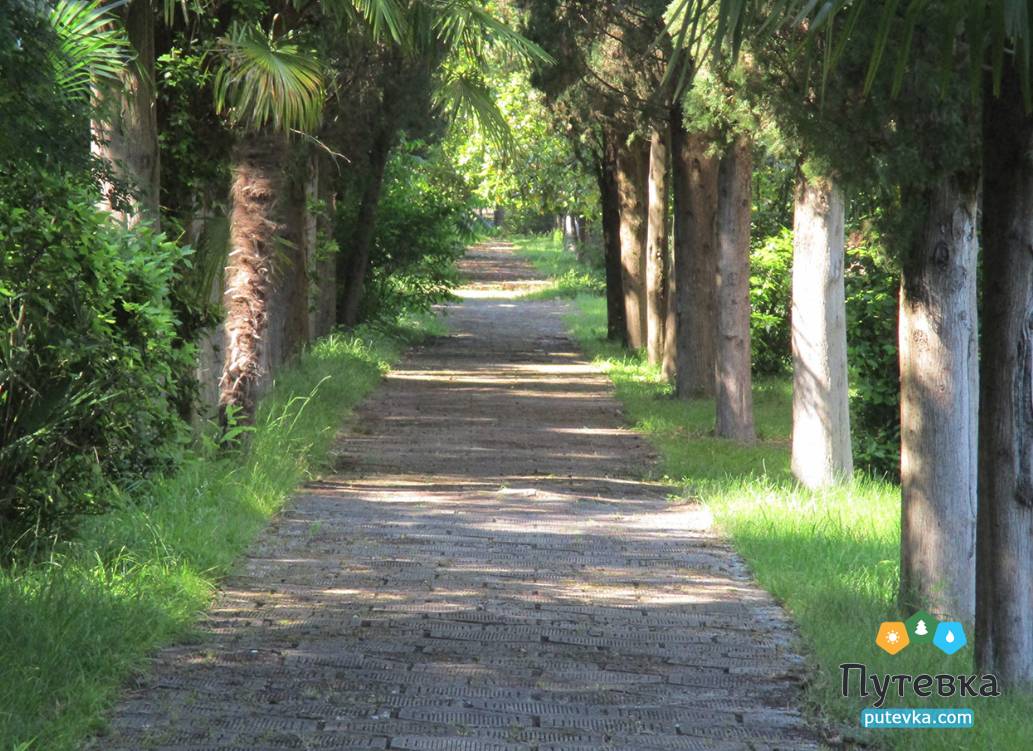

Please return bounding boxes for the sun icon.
[876,621,910,654]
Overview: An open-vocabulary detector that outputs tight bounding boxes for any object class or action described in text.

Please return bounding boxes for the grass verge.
[511,233,605,300]
[0,315,441,751]
[512,235,1031,751]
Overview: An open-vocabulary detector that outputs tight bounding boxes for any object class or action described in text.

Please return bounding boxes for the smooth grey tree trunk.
[714,137,755,442]
[91,0,160,224]
[790,171,853,487]
[646,127,669,366]
[899,175,979,623]
[977,67,1033,689]
[615,135,650,349]
[670,111,718,397]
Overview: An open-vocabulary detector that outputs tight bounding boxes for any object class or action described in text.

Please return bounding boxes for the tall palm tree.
[211,0,548,420]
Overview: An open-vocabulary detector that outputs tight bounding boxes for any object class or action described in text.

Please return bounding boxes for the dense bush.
[748,225,901,477]
[749,228,793,375]
[0,167,193,542]
[844,238,900,478]
[343,145,476,321]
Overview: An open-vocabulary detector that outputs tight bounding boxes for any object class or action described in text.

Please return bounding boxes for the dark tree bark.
[714,136,755,442]
[899,174,979,623]
[977,66,1033,689]
[615,135,650,349]
[597,130,627,345]
[92,0,160,224]
[340,125,393,327]
[670,111,718,397]
[646,126,670,366]
[310,157,337,339]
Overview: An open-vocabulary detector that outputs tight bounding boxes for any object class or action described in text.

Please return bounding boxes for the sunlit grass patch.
[0,314,438,751]
[511,233,605,300]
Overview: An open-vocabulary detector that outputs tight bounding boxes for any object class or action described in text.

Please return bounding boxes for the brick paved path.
[96,244,822,750]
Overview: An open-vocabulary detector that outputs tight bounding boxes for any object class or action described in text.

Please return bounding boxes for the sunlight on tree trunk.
[646,127,669,366]
[219,132,289,424]
[91,0,159,225]
[791,171,852,487]
[671,115,718,397]
[615,134,650,349]
[977,68,1033,689]
[899,174,979,623]
[714,136,755,441]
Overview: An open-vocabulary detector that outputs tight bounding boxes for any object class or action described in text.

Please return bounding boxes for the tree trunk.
[563,214,577,252]
[670,112,718,397]
[597,132,627,345]
[615,135,650,349]
[898,174,979,623]
[790,171,853,487]
[91,0,160,224]
[661,236,677,382]
[714,136,755,442]
[264,149,310,372]
[646,127,670,366]
[977,67,1033,689]
[219,132,289,423]
[310,158,337,339]
[340,126,392,327]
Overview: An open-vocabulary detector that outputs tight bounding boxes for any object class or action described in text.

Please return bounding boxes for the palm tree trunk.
[977,66,1033,689]
[791,170,852,487]
[646,126,670,366]
[714,136,755,442]
[615,134,650,349]
[340,125,392,327]
[219,131,289,424]
[670,112,718,397]
[91,0,160,225]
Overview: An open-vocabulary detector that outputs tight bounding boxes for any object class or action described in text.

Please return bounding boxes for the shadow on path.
[96,243,821,751]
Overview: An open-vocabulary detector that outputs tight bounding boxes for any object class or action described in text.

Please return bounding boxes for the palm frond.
[434,67,513,155]
[320,0,408,44]
[431,1,553,67]
[49,0,132,101]
[213,23,325,133]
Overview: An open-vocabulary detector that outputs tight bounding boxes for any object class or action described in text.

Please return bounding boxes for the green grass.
[511,232,605,300]
[512,236,1032,751]
[0,315,442,751]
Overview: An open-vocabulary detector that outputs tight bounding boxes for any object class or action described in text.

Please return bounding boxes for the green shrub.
[0,167,193,543]
[341,144,476,322]
[749,227,794,375]
[845,239,900,478]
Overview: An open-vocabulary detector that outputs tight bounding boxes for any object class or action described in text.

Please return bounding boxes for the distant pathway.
[96,244,821,750]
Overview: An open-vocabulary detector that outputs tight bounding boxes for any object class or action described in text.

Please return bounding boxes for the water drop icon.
[946,630,955,643]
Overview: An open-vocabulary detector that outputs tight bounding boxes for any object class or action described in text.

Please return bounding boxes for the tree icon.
[915,619,928,636]
[905,610,938,644]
